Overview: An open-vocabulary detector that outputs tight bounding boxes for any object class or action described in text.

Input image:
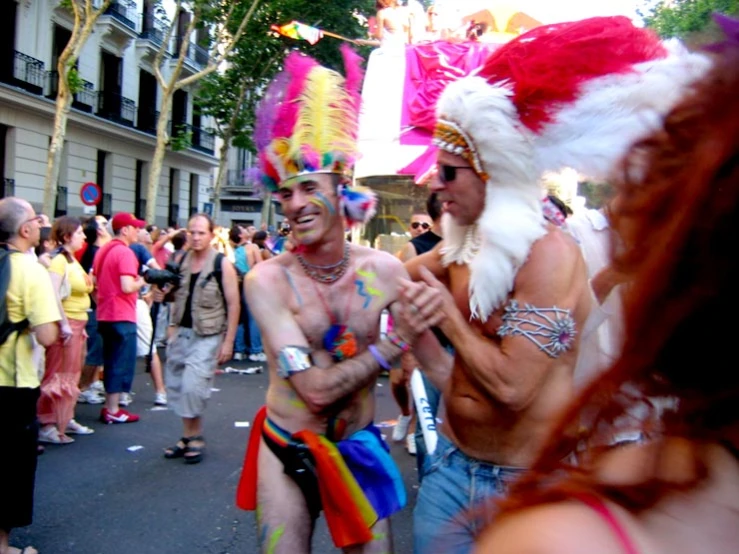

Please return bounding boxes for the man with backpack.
[0,197,61,554]
[163,213,240,464]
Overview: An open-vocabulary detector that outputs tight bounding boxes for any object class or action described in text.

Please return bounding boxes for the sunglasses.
[438,164,473,184]
[410,222,430,230]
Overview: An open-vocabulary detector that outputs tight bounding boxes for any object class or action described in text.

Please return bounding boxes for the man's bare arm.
[220,257,241,351]
[120,274,145,294]
[411,328,454,392]
[407,235,584,411]
[396,242,418,263]
[404,242,447,282]
[34,322,59,347]
[245,263,421,414]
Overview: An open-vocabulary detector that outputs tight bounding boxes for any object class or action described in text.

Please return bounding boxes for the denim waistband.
[433,433,527,477]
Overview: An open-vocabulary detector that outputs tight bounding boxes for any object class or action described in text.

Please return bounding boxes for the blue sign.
[203,202,213,215]
[80,182,102,206]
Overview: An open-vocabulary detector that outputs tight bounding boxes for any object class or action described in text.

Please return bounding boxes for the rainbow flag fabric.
[236,406,406,548]
[271,21,324,45]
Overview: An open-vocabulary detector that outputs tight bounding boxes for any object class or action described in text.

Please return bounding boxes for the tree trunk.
[145,92,173,224]
[43,87,73,216]
[260,193,273,229]
[212,132,231,222]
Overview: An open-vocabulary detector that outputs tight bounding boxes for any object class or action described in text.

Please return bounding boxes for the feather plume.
[339,184,376,226]
[287,67,355,162]
[255,70,289,152]
[340,44,365,139]
[273,52,319,140]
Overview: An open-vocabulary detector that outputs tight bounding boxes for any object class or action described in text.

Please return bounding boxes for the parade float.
[353,5,555,251]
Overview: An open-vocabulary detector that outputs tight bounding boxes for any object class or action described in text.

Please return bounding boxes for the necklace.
[295,242,351,284]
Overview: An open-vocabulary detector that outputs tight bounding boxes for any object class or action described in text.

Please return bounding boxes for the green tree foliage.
[195,0,375,156]
[641,0,739,39]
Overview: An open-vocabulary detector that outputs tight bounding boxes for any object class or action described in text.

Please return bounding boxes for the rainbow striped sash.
[236,406,406,548]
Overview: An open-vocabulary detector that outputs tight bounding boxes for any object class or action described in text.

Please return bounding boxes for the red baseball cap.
[111,212,146,232]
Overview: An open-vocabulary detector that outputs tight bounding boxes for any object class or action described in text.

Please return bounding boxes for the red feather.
[479,16,667,132]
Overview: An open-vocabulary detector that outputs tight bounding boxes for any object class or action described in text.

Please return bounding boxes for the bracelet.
[368,344,392,371]
[387,331,411,352]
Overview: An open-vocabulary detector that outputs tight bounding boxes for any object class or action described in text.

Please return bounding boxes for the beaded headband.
[432,119,490,182]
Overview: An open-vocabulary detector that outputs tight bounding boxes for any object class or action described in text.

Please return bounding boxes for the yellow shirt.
[49,252,93,321]
[0,253,61,388]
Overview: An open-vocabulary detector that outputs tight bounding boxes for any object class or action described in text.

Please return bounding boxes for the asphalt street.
[13,356,421,554]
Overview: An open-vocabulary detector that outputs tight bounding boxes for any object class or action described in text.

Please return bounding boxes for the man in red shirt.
[93,212,147,424]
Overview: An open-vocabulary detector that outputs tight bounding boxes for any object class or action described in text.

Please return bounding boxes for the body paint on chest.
[355,269,384,308]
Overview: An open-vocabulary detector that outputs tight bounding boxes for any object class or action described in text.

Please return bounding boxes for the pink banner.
[399,41,500,182]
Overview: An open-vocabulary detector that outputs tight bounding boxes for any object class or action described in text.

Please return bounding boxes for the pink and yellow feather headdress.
[254,45,375,225]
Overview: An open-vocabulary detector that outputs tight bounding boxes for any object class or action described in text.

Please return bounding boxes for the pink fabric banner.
[398,41,501,181]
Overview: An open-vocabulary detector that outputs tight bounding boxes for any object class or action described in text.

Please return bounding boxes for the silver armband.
[276,346,313,379]
[497,300,577,358]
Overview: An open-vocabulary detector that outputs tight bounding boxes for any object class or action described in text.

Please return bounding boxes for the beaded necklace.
[294,242,350,285]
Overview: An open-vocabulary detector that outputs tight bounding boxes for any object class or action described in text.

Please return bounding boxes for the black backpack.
[0,246,29,346]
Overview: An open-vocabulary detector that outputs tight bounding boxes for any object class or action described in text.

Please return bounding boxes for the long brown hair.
[497,45,739,515]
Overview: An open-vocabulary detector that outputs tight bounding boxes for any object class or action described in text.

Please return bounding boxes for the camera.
[141,265,181,289]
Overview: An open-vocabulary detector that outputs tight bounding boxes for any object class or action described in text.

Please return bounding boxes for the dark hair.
[171,230,188,251]
[229,226,242,244]
[51,216,81,246]
[34,226,53,258]
[496,45,739,516]
[426,192,442,222]
[253,230,268,242]
[82,217,99,245]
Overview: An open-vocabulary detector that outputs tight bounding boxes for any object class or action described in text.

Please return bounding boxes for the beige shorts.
[165,328,223,419]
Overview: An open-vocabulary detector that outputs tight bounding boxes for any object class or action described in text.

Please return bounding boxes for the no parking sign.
[80,182,102,206]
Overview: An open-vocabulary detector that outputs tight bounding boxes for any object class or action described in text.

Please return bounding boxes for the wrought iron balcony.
[47,71,96,112]
[10,51,45,94]
[139,13,168,47]
[137,106,159,136]
[173,37,209,71]
[97,91,136,126]
[170,122,215,155]
[104,0,137,31]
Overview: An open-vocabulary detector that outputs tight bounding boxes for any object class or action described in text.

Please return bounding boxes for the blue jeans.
[246,303,263,355]
[234,323,247,354]
[413,434,526,554]
[414,371,441,480]
[98,321,137,394]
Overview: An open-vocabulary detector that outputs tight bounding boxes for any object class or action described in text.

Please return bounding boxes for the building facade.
[0,0,219,227]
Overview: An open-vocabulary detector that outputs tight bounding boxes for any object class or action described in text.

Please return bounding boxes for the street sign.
[80,182,102,206]
[203,202,213,215]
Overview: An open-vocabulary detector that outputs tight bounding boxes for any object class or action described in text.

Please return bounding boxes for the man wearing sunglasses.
[408,213,432,239]
[396,41,593,554]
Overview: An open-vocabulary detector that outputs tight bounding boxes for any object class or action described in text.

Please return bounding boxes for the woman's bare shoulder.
[474,501,633,554]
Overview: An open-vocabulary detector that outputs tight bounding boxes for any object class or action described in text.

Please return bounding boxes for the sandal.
[184,435,205,464]
[38,426,75,445]
[66,419,95,435]
[164,437,190,459]
[7,546,39,554]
